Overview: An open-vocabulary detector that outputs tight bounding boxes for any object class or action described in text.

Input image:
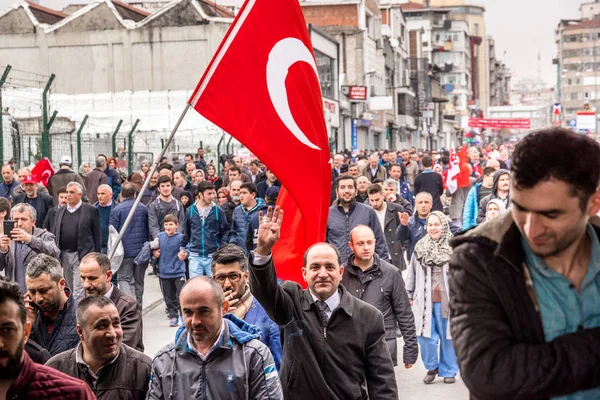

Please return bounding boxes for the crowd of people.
[0,128,599,400]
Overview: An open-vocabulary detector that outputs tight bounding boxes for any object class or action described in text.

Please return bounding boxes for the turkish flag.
[30,158,55,187]
[189,0,331,284]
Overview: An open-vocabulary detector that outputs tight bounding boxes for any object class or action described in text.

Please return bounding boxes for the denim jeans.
[117,257,136,300]
[188,254,213,278]
[417,302,459,378]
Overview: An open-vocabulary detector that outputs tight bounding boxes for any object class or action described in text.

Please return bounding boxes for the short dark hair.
[121,182,137,199]
[57,186,68,195]
[512,128,600,210]
[157,163,173,172]
[240,182,257,195]
[211,244,248,274]
[157,175,173,186]
[0,197,10,215]
[81,252,111,274]
[422,156,433,168]
[348,163,358,170]
[483,167,496,177]
[250,160,260,167]
[163,213,178,224]
[197,181,216,195]
[367,183,383,196]
[76,295,116,327]
[185,153,194,159]
[228,166,242,175]
[0,276,26,324]
[333,174,356,191]
[303,242,342,268]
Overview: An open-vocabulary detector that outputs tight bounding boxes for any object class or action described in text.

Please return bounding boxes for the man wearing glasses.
[211,244,282,370]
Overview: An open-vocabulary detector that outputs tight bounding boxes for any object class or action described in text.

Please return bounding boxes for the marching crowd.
[0,127,599,400]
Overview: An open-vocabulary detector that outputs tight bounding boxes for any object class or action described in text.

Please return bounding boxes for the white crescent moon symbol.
[42,171,51,179]
[266,38,321,151]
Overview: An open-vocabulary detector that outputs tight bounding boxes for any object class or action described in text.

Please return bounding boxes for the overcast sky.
[0,0,583,87]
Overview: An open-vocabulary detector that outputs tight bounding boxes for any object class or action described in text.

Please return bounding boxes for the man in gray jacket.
[0,203,60,293]
[147,276,282,400]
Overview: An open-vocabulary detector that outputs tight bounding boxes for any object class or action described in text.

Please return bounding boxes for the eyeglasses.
[214,273,242,283]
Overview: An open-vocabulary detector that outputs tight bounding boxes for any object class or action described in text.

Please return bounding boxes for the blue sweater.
[158,232,186,279]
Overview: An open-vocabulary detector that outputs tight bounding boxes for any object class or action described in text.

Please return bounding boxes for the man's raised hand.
[256,206,284,256]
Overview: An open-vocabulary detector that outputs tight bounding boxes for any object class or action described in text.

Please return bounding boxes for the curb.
[142,298,165,316]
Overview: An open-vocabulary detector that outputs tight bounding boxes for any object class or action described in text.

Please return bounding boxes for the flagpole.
[108,104,191,261]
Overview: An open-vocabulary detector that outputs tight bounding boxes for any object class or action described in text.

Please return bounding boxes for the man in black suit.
[12,175,54,229]
[413,156,444,212]
[249,207,398,400]
[52,181,101,302]
[43,186,68,233]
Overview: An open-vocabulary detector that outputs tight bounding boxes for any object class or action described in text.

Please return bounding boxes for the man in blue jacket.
[180,181,228,278]
[462,167,495,230]
[211,244,282,370]
[228,182,268,254]
[110,182,149,303]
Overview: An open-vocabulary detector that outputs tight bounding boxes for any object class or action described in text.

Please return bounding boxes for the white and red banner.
[468,118,531,129]
[446,146,470,194]
[188,0,331,285]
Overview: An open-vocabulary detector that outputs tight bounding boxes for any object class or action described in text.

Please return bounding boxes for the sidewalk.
[141,269,164,314]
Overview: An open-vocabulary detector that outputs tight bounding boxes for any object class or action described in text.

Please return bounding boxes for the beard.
[85,282,107,297]
[0,341,24,380]
[231,195,240,203]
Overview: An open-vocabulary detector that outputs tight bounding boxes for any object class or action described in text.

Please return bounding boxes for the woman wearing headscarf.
[406,210,458,385]
[217,187,235,225]
[485,198,506,221]
[79,162,91,179]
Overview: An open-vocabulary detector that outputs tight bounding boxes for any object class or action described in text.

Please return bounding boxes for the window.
[474,23,479,36]
[570,92,580,100]
[398,93,414,116]
[366,14,374,38]
[314,50,336,100]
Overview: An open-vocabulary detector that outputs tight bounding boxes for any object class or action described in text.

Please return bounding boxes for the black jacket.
[249,255,398,400]
[12,192,54,228]
[46,344,152,400]
[109,285,144,351]
[380,201,412,270]
[30,290,79,356]
[341,254,418,366]
[413,170,444,212]
[42,205,59,232]
[52,203,101,260]
[449,212,600,400]
[25,339,51,364]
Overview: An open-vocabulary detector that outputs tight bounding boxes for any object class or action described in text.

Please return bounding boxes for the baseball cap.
[22,175,37,184]
[60,155,72,165]
[265,186,280,199]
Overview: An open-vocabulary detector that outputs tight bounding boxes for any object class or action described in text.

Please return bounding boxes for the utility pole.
[127,119,140,175]
[0,65,12,165]
[42,74,56,159]
[111,119,123,158]
[75,115,88,167]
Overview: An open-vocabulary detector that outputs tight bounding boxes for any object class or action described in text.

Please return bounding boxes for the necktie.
[315,300,329,325]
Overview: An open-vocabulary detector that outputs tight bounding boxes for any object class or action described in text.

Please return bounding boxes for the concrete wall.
[0,2,231,94]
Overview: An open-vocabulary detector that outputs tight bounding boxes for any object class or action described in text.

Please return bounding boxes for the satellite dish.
[390,38,399,48]
[460,80,467,86]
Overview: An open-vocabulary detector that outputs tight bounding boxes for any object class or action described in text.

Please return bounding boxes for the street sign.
[567,119,577,127]
[576,111,596,132]
[347,86,370,102]
[468,118,531,129]
[351,119,358,152]
[552,103,562,115]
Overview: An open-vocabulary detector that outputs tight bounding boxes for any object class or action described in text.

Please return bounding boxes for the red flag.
[30,158,55,187]
[189,0,331,284]
[457,146,471,189]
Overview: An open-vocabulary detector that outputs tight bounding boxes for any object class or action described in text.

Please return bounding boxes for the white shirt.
[104,284,114,299]
[375,204,387,233]
[67,200,83,213]
[252,252,341,318]
[309,289,340,319]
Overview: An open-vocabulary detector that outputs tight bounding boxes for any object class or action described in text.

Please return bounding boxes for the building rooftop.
[111,0,150,22]
[24,1,67,24]
[563,19,600,31]
[400,2,424,11]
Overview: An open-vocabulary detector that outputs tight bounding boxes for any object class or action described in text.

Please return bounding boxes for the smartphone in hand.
[3,220,15,239]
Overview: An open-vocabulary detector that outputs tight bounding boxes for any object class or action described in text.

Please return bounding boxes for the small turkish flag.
[30,158,55,187]
[189,0,331,284]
